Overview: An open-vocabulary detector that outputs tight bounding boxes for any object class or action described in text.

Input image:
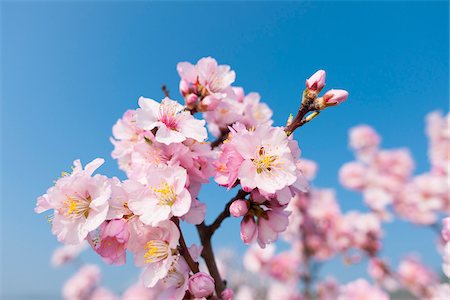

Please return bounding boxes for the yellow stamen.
[144,240,169,263]
[153,182,176,206]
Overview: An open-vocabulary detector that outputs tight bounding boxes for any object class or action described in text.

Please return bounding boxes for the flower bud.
[188,272,215,298]
[240,216,257,244]
[229,199,248,217]
[179,79,190,96]
[316,89,348,109]
[232,87,245,103]
[306,70,326,92]
[221,288,234,300]
[185,93,198,108]
[323,89,348,105]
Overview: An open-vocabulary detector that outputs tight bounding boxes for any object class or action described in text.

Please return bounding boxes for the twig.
[196,189,249,296]
[162,85,170,98]
[210,128,230,149]
[172,218,199,274]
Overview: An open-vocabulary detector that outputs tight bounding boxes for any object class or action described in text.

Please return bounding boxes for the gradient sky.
[1,1,449,299]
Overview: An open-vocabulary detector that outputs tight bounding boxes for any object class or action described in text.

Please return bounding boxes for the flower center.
[252,147,278,174]
[163,266,186,288]
[144,240,169,263]
[63,194,91,218]
[159,100,180,130]
[153,182,176,206]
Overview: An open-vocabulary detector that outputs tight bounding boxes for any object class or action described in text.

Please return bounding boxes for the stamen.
[153,182,176,206]
[144,240,169,263]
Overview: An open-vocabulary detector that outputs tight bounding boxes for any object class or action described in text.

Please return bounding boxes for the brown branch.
[195,189,249,297]
[209,189,249,233]
[172,218,199,274]
[210,128,230,149]
[196,222,225,296]
[162,85,170,98]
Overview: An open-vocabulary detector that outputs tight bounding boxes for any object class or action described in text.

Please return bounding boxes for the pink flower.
[397,256,439,297]
[339,162,367,190]
[243,243,275,273]
[110,110,144,173]
[89,287,118,300]
[182,198,206,225]
[128,164,192,226]
[317,278,339,300]
[136,97,207,145]
[367,258,398,291]
[230,199,248,217]
[36,158,111,244]
[188,272,215,298]
[62,264,101,300]
[221,288,234,300]
[442,217,450,242]
[240,215,258,244]
[222,124,298,194]
[240,193,291,248]
[241,92,273,128]
[266,251,300,282]
[177,57,236,111]
[122,282,159,300]
[151,256,191,300]
[266,282,302,300]
[51,242,87,267]
[214,140,245,189]
[337,279,388,300]
[306,70,326,92]
[349,125,381,155]
[134,220,180,288]
[297,159,318,181]
[88,219,129,265]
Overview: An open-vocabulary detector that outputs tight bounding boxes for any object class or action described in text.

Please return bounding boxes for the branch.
[172,218,200,274]
[195,189,249,297]
[162,84,170,98]
[209,189,249,234]
[210,128,230,149]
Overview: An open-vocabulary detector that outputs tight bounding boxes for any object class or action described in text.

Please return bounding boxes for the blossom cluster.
[36,57,351,299]
[339,113,450,224]
[37,56,450,300]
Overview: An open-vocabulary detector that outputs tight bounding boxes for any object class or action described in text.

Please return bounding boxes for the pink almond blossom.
[88,219,130,265]
[136,97,207,145]
[128,164,192,226]
[36,158,111,244]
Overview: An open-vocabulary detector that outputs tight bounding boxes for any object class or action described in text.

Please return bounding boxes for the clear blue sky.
[1,1,448,298]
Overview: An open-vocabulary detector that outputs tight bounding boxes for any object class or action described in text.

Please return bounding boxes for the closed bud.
[179,79,190,96]
[229,199,248,217]
[188,272,215,298]
[240,216,257,244]
[185,93,198,108]
[221,288,234,300]
[316,89,348,109]
[306,70,326,92]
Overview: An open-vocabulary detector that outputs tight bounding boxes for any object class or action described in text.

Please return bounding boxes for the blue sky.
[1,1,449,298]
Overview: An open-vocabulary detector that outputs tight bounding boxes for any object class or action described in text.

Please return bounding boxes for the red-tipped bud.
[306,70,326,92]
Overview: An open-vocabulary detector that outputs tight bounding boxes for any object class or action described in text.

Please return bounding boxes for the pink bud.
[185,93,198,107]
[306,70,326,91]
[229,200,248,217]
[179,79,190,96]
[188,272,215,298]
[232,87,245,102]
[221,288,234,300]
[442,217,450,242]
[240,216,257,244]
[323,89,348,105]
